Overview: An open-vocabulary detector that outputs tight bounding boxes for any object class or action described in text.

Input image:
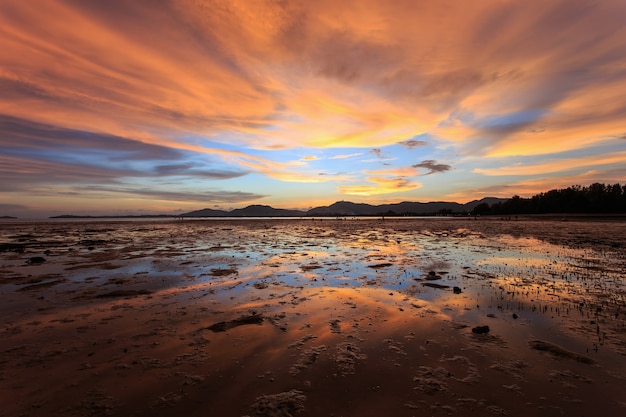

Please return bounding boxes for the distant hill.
[49,182,626,218]
[53,197,508,219]
[306,197,506,216]
[181,208,229,217]
[229,205,306,217]
[182,205,305,217]
[463,197,508,211]
[181,198,507,218]
[307,201,382,216]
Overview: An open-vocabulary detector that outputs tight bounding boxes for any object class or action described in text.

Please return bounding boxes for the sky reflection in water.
[1,218,625,416]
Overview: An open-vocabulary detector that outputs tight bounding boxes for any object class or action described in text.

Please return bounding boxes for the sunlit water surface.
[1,218,625,416]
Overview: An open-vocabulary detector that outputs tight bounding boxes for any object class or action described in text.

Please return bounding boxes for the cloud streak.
[474,152,626,177]
[1,0,625,214]
[339,177,421,196]
[74,185,266,204]
[0,115,250,185]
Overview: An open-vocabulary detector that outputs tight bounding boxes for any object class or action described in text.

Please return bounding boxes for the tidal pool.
[1,218,625,416]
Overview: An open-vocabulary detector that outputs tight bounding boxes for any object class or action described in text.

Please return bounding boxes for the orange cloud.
[474,151,626,176]
[3,0,625,155]
[364,167,418,177]
[2,0,626,216]
[339,177,421,196]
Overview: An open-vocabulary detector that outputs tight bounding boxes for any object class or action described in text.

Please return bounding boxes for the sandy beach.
[1,218,625,416]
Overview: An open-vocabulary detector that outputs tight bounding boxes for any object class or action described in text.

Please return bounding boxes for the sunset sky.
[1,0,625,218]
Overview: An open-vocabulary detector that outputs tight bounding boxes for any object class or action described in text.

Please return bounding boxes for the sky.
[1,0,625,218]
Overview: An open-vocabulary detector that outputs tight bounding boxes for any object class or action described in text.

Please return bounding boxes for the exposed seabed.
[1,218,625,416]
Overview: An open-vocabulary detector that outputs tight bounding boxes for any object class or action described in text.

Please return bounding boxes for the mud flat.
[1,218,625,416]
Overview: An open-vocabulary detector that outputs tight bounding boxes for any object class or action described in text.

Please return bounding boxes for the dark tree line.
[474,183,626,215]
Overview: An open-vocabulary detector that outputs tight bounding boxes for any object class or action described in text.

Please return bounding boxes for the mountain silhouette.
[181,197,505,217]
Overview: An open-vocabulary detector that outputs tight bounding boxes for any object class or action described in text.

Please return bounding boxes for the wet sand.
[1,218,625,416]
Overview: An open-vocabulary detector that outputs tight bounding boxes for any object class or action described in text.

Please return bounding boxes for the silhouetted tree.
[492,183,625,214]
[472,202,491,215]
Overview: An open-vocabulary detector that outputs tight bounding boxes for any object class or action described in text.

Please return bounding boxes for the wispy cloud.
[339,177,421,196]
[370,148,384,159]
[364,148,395,164]
[3,0,625,155]
[74,185,266,204]
[412,160,452,175]
[0,203,27,212]
[1,0,625,214]
[152,163,246,180]
[364,167,418,177]
[0,116,250,185]
[474,151,626,176]
[399,139,429,150]
[329,153,363,160]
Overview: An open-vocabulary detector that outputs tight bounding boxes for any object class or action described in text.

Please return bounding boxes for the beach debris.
[267,312,288,331]
[0,243,25,253]
[335,342,366,375]
[443,355,481,383]
[528,340,595,364]
[26,256,46,265]
[74,388,117,415]
[548,369,593,386]
[329,319,342,333]
[17,279,65,292]
[453,286,462,294]
[367,262,393,269]
[254,281,269,289]
[300,264,322,271]
[412,366,450,394]
[288,334,318,349]
[425,271,441,280]
[79,239,107,248]
[209,267,238,276]
[208,245,230,251]
[246,389,306,417]
[95,289,152,298]
[471,325,490,334]
[188,335,211,346]
[289,345,327,376]
[421,282,449,290]
[489,359,529,379]
[206,313,264,332]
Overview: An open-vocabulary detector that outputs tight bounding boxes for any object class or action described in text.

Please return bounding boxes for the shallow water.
[1,218,625,416]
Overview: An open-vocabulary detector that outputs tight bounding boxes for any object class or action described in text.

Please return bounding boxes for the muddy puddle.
[1,218,625,416]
